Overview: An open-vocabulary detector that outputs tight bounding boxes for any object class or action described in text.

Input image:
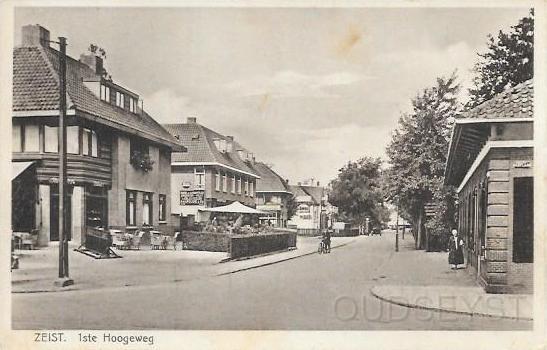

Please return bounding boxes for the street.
[12,232,532,330]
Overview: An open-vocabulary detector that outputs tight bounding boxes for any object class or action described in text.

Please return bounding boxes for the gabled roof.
[289,185,324,205]
[254,162,292,193]
[13,45,183,150]
[163,122,260,178]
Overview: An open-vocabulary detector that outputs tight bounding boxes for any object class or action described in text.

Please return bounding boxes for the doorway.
[50,185,72,241]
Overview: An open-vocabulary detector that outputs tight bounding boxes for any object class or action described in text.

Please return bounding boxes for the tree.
[285,193,298,221]
[467,10,534,108]
[328,157,385,229]
[385,73,460,249]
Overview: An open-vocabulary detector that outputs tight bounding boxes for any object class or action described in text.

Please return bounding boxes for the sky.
[14,6,530,185]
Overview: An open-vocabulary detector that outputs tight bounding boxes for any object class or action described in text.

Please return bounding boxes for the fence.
[229,231,297,259]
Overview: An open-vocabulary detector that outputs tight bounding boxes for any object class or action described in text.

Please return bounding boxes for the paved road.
[12,234,532,330]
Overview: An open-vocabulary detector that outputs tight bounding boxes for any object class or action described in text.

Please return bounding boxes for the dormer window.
[100,84,110,102]
[115,91,125,108]
[213,138,227,153]
[129,97,137,113]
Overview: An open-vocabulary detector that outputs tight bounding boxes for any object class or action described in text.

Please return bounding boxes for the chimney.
[22,24,50,47]
[226,136,234,152]
[187,117,197,124]
[80,53,104,76]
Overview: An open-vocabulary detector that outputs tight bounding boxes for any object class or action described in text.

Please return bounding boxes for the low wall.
[181,231,230,252]
[229,231,297,259]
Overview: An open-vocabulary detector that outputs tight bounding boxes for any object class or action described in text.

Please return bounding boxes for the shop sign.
[180,190,205,205]
[513,160,532,169]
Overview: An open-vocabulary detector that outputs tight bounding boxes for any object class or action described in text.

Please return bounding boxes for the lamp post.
[52,36,73,287]
[395,200,399,252]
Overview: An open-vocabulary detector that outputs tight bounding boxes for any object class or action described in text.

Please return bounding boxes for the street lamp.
[50,36,73,287]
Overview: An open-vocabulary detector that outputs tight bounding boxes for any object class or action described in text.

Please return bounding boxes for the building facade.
[287,182,327,234]
[164,118,260,222]
[12,25,184,246]
[254,162,293,228]
[444,80,533,294]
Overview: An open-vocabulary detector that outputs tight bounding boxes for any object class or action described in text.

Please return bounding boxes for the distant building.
[11,25,184,246]
[254,162,293,228]
[444,80,533,294]
[287,182,327,234]
[164,118,260,222]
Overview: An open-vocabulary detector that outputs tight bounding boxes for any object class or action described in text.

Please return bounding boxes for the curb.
[216,239,356,276]
[369,286,533,321]
[12,239,357,293]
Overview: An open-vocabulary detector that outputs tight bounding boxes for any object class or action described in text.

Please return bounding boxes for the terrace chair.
[131,231,146,250]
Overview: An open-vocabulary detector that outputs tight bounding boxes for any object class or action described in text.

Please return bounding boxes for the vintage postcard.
[0,0,545,349]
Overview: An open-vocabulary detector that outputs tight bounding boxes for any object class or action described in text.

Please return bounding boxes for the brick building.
[254,162,293,228]
[12,24,184,246]
[444,80,533,294]
[164,118,260,223]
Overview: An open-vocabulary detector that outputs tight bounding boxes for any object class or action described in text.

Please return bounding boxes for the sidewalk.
[369,232,533,321]
[11,235,356,293]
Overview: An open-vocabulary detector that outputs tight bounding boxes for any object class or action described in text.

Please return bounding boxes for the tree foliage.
[467,9,534,109]
[385,73,460,249]
[285,193,298,220]
[328,157,385,227]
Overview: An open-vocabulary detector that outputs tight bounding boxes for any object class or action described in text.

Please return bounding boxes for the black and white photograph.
[1,0,545,349]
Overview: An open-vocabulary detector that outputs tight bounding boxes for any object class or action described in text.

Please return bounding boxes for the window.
[24,124,40,152]
[67,126,79,154]
[215,172,221,191]
[158,194,166,222]
[126,190,137,226]
[237,177,242,194]
[129,97,136,113]
[249,181,254,197]
[82,128,98,157]
[115,91,125,108]
[223,173,228,193]
[513,177,533,263]
[44,125,58,153]
[194,168,205,189]
[143,193,153,225]
[244,179,249,196]
[213,139,227,152]
[12,125,22,152]
[100,84,110,102]
[231,176,236,194]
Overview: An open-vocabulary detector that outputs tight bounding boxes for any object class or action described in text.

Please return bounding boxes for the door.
[513,177,533,263]
[50,185,72,241]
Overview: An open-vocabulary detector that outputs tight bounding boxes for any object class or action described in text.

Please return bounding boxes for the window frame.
[126,190,137,226]
[100,84,111,102]
[158,194,167,222]
[142,192,153,226]
[215,172,221,191]
[194,167,205,189]
[222,173,228,193]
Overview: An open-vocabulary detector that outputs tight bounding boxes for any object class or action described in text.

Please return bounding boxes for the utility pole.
[54,36,73,287]
[395,200,399,252]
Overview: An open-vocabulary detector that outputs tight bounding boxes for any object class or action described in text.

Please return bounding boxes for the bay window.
[67,126,79,154]
[12,125,22,152]
[44,125,58,153]
[24,124,40,152]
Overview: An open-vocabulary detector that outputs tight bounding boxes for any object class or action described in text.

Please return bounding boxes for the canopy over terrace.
[199,201,265,214]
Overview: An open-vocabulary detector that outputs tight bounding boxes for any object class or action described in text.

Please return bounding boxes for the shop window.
[159,194,166,222]
[86,187,107,228]
[126,190,137,226]
[513,177,533,263]
[24,124,40,152]
[44,125,58,153]
[12,124,22,152]
[143,193,153,225]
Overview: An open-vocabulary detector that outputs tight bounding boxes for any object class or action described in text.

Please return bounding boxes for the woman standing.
[448,229,464,269]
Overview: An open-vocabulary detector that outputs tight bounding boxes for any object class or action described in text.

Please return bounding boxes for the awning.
[12,161,34,180]
[199,201,265,214]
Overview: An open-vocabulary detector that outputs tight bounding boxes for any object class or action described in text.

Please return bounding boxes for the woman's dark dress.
[448,235,464,265]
